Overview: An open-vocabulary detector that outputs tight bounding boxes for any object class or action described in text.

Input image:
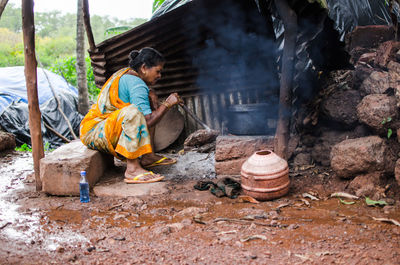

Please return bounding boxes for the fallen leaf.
[338,198,355,205]
[299,164,315,171]
[193,214,206,224]
[330,192,359,200]
[302,193,319,201]
[372,217,400,227]
[237,195,260,204]
[294,253,311,262]
[275,202,291,210]
[365,197,388,207]
[240,235,267,242]
[216,230,237,235]
[300,198,310,207]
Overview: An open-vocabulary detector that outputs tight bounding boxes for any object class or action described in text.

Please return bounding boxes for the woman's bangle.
[161,101,172,109]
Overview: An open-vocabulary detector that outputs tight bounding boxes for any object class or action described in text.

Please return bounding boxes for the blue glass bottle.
[79,171,90,203]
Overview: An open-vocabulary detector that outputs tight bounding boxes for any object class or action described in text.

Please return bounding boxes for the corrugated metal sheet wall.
[89,0,279,135]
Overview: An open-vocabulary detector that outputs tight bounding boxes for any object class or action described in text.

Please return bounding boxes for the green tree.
[0,3,21,32]
[50,56,99,100]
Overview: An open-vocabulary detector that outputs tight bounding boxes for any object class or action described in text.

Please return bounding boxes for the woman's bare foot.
[140,153,176,168]
[124,158,163,183]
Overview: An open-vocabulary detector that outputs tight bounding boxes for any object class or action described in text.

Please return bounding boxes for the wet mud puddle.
[1,151,399,263]
[0,152,88,251]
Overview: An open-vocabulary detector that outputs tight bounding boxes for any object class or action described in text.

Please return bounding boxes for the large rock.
[394,159,400,187]
[215,136,274,175]
[353,65,374,89]
[375,41,400,68]
[311,126,368,167]
[40,140,112,196]
[321,89,361,126]
[0,131,16,151]
[348,171,384,199]
[360,71,390,95]
[330,136,394,179]
[357,94,398,131]
[346,25,395,52]
[388,61,400,107]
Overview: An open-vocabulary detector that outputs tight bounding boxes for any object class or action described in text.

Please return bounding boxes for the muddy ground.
[0,150,399,264]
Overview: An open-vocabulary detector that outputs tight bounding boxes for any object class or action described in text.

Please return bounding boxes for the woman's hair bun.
[128,50,140,61]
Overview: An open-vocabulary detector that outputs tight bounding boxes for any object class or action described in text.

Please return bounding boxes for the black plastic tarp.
[0,66,82,148]
[153,0,398,40]
[327,0,399,41]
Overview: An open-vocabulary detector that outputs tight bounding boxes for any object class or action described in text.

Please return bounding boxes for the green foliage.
[36,36,76,68]
[387,128,393,139]
[0,3,22,32]
[338,198,355,205]
[0,41,24,67]
[153,0,166,12]
[0,28,24,67]
[381,117,393,139]
[0,2,148,100]
[105,26,132,38]
[50,56,99,99]
[15,143,32,152]
[44,142,54,152]
[15,142,54,152]
[381,117,392,124]
[365,197,388,206]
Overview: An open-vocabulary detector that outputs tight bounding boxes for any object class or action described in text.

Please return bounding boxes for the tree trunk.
[82,0,96,52]
[22,0,44,191]
[76,0,89,115]
[0,0,8,19]
[273,0,297,160]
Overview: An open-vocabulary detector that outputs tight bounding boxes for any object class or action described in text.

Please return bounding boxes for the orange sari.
[80,68,152,160]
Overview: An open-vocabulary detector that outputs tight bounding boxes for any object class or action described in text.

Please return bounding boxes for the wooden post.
[22,0,44,191]
[273,0,297,160]
[0,0,8,18]
[82,0,96,52]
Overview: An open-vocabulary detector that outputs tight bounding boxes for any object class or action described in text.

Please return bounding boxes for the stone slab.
[93,181,168,197]
[215,135,274,175]
[215,135,274,162]
[40,140,112,196]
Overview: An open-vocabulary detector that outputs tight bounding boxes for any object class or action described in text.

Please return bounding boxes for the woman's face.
[141,63,164,85]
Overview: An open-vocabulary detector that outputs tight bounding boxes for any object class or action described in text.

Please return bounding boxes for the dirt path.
[0,150,399,264]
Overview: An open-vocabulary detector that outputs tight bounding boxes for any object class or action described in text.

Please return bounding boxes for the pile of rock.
[296,25,400,199]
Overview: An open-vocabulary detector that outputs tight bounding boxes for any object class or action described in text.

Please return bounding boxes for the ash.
[154,151,216,180]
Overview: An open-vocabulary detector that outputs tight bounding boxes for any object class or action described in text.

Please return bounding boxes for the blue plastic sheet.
[0,66,82,147]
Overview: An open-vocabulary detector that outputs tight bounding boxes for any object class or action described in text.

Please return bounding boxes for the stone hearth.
[214,135,274,176]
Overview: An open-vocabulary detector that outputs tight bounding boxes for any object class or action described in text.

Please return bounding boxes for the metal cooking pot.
[226,102,277,135]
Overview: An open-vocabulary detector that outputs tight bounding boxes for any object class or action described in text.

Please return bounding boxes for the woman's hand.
[164,93,183,107]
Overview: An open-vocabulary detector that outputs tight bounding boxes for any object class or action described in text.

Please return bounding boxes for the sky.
[8,0,154,20]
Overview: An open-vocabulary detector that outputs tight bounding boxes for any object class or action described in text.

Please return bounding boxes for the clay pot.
[241,150,290,201]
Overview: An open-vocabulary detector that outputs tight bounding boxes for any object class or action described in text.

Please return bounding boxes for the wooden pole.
[273,0,297,160]
[22,0,44,191]
[0,0,8,18]
[82,0,96,52]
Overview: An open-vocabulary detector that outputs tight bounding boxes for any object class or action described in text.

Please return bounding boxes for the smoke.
[184,0,279,99]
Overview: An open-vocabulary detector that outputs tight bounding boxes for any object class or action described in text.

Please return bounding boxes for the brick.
[40,140,112,196]
[215,135,274,162]
[215,158,247,176]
